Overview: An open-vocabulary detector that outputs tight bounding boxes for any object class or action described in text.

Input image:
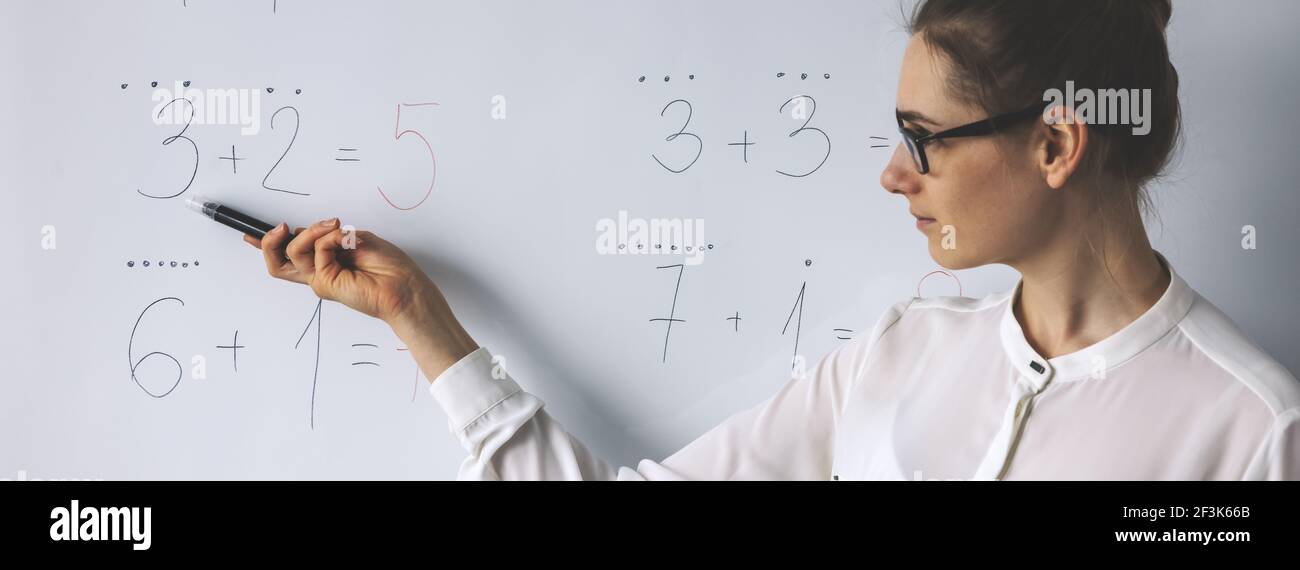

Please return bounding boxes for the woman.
[245,0,1299,480]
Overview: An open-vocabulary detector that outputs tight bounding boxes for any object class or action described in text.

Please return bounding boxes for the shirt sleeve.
[427,301,909,481]
[1242,407,1300,481]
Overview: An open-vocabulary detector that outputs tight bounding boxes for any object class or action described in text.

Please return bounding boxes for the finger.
[313,229,346,286]
[285,218,340,274]
[260,223,295,280]
[243,234,262,249]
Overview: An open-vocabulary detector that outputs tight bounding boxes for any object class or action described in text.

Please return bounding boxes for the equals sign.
[335,148,360,162]
[833,328,854,340]
[352,342,380,366]
[869,136,889,149]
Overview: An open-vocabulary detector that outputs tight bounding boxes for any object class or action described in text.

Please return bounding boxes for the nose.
[880,143,920,197]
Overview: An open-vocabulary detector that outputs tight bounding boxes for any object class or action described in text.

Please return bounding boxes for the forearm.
[387,277,626,480]
[387,275,480,384]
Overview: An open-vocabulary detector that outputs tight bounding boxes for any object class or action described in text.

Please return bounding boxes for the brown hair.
[906,0,1181,217]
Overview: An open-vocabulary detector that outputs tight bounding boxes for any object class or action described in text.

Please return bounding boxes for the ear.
[1037,104,1090,189]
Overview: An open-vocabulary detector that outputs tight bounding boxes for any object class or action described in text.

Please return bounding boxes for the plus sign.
[216,330,246,372]
[218,145,245,174]
[726,311,742,332]
[728,130,755,163]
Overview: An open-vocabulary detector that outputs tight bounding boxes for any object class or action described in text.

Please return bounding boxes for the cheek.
[930,144,1028,257]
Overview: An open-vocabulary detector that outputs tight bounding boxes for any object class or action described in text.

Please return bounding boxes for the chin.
[927,241,984,271]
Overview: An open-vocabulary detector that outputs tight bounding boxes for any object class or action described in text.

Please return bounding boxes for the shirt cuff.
[427,346,523,431]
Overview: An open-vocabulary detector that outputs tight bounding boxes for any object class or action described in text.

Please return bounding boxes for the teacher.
[244,0,1299,480]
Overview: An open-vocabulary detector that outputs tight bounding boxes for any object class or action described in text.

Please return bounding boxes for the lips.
[911,210,936,231]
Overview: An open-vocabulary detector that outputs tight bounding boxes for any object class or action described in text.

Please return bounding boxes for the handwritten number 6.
[127,297,185,398]
[137,98,198,200]
[777,95,831,178]
[652,99,702,174]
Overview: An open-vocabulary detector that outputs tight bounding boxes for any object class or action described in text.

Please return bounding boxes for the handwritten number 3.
[652,99,702,174]
[137,98,198,200]
[777,95,831,178]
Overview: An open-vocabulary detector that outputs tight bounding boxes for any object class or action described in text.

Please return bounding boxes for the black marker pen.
[185,195,282,240]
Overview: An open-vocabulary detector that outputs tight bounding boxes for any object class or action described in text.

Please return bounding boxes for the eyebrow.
[895,109,940,128]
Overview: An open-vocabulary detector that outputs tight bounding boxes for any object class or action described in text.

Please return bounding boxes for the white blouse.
[428,254,1300,480]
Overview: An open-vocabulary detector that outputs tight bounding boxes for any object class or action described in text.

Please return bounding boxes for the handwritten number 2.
[652,99,702,174]
[262,106,307,196]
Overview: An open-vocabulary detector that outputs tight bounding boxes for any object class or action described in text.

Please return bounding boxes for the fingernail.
[323,218,339,227]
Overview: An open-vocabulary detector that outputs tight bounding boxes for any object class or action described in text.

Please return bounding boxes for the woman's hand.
[246,218,479,380]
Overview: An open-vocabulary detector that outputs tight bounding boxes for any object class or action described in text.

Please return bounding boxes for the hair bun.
[1145,0,1173,31]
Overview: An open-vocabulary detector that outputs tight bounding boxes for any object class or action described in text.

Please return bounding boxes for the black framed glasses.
[896,103,1045,174]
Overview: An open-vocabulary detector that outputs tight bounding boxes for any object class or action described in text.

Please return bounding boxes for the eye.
[901,123,929,137]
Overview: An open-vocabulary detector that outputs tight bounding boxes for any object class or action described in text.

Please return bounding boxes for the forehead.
[896,35,964,126]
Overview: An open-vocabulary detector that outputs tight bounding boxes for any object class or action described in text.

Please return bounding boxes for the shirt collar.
[998,251,1196,388]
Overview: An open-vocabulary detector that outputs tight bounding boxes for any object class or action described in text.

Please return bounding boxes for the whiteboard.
[3,0,1298,480]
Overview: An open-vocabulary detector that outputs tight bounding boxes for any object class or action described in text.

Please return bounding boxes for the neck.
[1009,208,1171,360]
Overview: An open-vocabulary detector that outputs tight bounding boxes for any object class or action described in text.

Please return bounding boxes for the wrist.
[389,278,479,379]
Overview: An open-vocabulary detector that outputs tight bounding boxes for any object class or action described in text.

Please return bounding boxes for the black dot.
[266,87,274,93]
[638,76,645,82]
[776,72,785,78]
[618,244,625,249]
[805,259,812,267]
[637,244,643,249]
[120,83,128,89]
[158,260,164,267]
[663,75,670,82]
[170,261,177,267]
[689,74,695,80]
[824,73,831,79]
[182,80,191,87]
[707,244,714,249]
[182,262,189,268]
[151,81,158,87]
[801,73,808,80]
[670,245,677,251]
[655,244,662,249]
[295,89,302,94]
[142,261,149,267]
[194,260,200,266]
[127,261,135,267]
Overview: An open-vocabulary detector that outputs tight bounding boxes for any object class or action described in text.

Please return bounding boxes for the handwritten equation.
[120,82,441,211]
